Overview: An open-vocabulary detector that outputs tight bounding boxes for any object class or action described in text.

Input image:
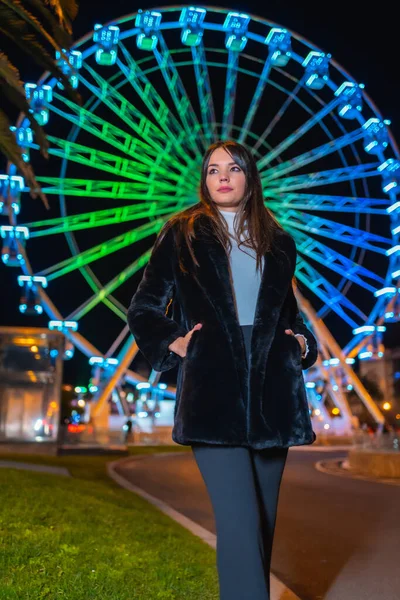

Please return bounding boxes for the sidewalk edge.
[315,458,400,486]
[107,457,301,600]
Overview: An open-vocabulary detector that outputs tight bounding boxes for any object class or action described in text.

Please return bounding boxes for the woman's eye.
[208,166,240,174]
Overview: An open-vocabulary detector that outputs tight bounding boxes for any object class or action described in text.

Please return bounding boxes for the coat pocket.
[182,327,200,360]
[280,329,302,367]
[290,333,303,364]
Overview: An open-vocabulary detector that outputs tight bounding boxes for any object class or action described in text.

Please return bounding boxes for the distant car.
[33,418,54,437]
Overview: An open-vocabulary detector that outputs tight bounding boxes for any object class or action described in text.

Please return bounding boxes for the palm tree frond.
[0,21,81,105]
[1,0,64,55]
[0,74,50,156]
[0,0,80,210]
[44,0,79,33]
[0,51,23,88]
[23,0,72,48]
[0,108,50,209]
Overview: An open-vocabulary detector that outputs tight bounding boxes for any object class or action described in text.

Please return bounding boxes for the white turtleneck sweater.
[218,208,264,326]
[217,208,309,357]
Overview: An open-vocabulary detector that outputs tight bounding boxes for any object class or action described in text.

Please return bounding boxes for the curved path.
[110,447,400,600]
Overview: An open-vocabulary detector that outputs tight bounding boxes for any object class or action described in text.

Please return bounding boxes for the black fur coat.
[127,213,318,449]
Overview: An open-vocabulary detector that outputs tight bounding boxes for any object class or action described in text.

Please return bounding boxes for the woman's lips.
[218,188,233,192]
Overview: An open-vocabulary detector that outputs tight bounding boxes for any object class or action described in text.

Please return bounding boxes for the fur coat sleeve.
[127,224,188,372]
[287,282,319,371]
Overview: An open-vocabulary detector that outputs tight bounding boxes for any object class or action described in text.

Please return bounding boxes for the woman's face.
[205,147,246,211]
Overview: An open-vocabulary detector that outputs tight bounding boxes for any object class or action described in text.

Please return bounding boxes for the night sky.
[1,0,400,386]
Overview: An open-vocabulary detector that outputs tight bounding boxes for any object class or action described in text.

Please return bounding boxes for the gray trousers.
[191,324,288,600]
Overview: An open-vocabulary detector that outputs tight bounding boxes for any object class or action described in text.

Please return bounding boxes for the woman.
[127,140,318,600]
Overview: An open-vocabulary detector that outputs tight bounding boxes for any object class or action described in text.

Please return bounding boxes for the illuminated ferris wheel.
[2,5,400,432]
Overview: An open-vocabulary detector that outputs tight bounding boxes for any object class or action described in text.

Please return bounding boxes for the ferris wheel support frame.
[90,336,138,426]
[298,291,385,427]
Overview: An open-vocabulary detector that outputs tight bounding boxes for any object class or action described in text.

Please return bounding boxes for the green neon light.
[69,246,154,320]
[22,202,180,237]
[37,218,169,281]
[51,92,194,179]
[26,135,187,191]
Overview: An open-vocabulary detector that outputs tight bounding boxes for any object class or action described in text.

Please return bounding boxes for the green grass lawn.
[0,446,218,600]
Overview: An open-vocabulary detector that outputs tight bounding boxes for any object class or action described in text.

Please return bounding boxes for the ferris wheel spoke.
[254,78,304,152]
[264,162,381,192]
[35,219,169,281]
[221,50,239,140]
[20,202,178,237]
[79,68,168,151]
[50,91,189,177]
[153,34,207,150]
[75,262,128,322]
[238,56,273,144]
[295,259,369,327]
[67,246,154,321]
[99,296,126,321]
[279,209,392,253]
[190,43,217,144]
[27,135,182,192]
[257,96,341,169]
[105,324,131,359]
[266,193,391,213]
[260,127,365,182]
[116,43,203,157]
[80,63,193,165]
[287,228,385,292]
[29,177,192,205]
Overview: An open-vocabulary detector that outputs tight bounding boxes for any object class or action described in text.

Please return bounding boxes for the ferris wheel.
[2,4,400,433]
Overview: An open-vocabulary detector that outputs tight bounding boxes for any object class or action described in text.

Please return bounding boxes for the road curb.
[290,445,352,452]
[315,458,400,486]
[107,455,301,600]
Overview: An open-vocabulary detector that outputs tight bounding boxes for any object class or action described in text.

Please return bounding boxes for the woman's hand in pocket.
[284,328,305,353]
[168,323,203,358]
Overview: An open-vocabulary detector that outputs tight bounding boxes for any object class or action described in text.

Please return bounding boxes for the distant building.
[0,326,64,443]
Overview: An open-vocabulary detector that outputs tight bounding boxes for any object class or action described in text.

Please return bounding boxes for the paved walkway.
[109,448,400,600]
[108,454,301,600]
[0,460,71,477]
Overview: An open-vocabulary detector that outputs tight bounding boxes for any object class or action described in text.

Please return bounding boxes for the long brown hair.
[159,140,287,275]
